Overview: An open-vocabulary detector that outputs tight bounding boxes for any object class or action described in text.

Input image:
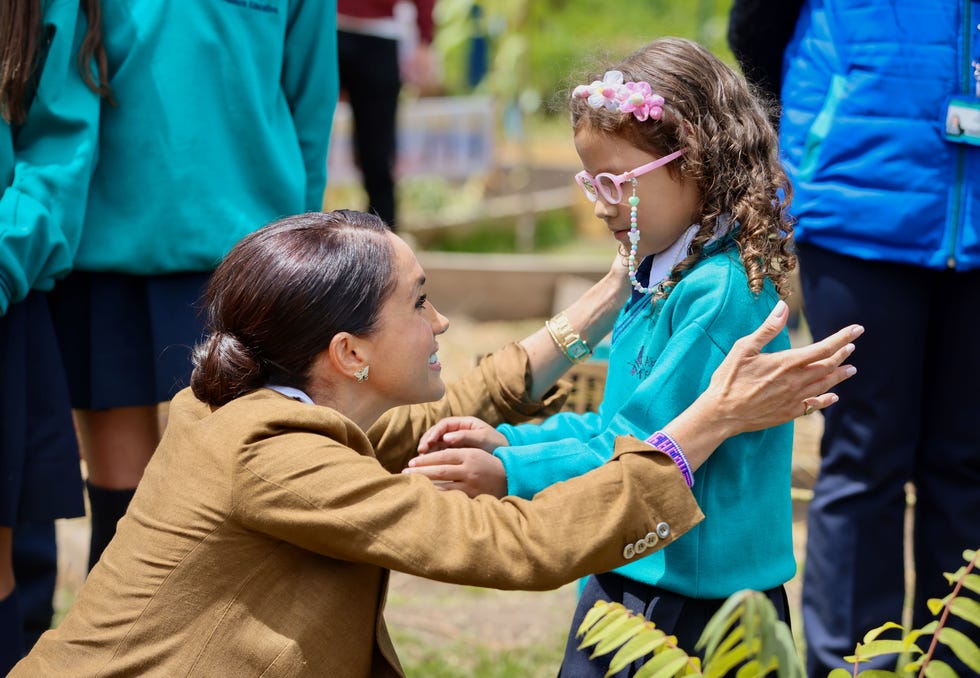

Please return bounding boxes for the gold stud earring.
[354,365,370,383]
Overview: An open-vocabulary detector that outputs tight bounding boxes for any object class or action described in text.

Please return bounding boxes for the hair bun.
[190,331,268,406]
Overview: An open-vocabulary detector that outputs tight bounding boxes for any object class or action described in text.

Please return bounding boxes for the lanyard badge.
[943,2,980,146]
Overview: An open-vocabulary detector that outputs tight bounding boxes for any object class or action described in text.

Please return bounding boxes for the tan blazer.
[14,344,702,677]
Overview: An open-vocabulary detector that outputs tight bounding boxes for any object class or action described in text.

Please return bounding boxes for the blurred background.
[325,0,736,260]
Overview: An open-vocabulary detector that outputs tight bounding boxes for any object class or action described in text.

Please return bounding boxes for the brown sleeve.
[366,342,570,473]
[235,433,703,590]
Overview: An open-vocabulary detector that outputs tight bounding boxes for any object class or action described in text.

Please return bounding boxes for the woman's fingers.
[732,300,790,356]
[785,323,864,368]
[801,393,840,416]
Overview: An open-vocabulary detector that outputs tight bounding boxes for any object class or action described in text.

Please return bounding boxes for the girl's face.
[360,233,450,410]
[573,125,701,260]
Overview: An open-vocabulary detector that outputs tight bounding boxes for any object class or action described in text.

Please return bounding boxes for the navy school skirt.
[48,271,211,409]
[0,292,84,526]
[558,572,791,677]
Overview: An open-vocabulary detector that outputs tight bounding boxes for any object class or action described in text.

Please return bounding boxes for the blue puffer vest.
[780,0,980,271]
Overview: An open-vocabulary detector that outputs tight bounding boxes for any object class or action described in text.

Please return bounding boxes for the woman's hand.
[706,300,862,435]
[402,448,508,498]
[659,300,863,471]
[418,416,507,454]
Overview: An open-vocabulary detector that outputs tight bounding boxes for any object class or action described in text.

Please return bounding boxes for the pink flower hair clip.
[572,70,665,122]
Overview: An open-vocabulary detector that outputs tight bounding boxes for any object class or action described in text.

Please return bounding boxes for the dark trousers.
[13,522,58,651]
[558,572,790,677]
[798,243,980,676]
[337,31,400,230]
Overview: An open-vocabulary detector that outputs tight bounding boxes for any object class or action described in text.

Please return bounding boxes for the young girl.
[409,37,799,675]
[0,0,108,670]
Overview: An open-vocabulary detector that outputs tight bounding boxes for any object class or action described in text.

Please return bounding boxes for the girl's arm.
[0,4,100,314]
[403,299,861,497]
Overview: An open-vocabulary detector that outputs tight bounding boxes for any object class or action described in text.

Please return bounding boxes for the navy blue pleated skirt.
[48,271,211,409]
[559,572,791,677]
[0,292,84,526]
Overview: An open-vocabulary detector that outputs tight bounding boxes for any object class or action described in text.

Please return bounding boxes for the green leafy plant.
[829,548,979,678]
[576,590,803,677]
[575,549,979,678]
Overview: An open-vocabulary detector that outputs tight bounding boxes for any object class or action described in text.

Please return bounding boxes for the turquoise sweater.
[496,242,796,598]
[0,0,100,313]
[76,0,338,274]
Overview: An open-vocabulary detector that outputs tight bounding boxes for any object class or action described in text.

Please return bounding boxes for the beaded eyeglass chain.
[629,178,690,296]
[626,179,652,294]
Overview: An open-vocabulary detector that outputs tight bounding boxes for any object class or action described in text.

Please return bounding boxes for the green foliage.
[577,550,980,678]
[424,209,577,253]
[391,626,567,677]
[434,0,736,115]
[827,549,980,678]
[575,590,802,677]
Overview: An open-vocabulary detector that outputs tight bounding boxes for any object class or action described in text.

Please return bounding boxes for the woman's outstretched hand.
[705,300,863,436]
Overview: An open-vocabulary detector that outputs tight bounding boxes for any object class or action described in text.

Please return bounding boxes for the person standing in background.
[48,0,339,572]
[0,0,107,670]
[337,0,438,231]
[730,1,980,674]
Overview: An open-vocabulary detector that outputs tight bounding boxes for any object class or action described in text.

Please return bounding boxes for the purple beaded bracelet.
[645,430,694,488]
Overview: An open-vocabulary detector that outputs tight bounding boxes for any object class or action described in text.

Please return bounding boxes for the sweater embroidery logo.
[630,345,656,381]
[221,0,279,14]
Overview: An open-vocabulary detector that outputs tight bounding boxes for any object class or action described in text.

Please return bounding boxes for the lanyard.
[972,0,980,96]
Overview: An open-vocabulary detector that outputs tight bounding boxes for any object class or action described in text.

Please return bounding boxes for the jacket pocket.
[798,74,847,182]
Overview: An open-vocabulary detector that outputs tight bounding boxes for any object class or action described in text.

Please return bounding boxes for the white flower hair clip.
[572,70,665,122]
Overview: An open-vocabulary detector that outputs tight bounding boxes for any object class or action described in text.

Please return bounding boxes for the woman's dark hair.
[1,0,112,125]
[191,210,395,407]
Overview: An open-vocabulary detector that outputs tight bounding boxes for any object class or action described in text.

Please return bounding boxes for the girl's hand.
[418,416,508,454]
[402,448,508,498]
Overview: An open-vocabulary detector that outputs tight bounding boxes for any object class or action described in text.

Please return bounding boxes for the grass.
[393,630,568,678]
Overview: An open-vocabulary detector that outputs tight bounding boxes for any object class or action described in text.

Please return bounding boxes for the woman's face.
[573,125,701,260]
[360,233,450,409]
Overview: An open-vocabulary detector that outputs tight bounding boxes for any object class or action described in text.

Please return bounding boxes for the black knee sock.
[0,587,24,674]
[85,482,136,571]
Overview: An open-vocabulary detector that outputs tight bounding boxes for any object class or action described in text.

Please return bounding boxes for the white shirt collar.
[265,385,315,405]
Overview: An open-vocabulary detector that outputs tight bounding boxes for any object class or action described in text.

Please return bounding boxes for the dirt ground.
[53,317,825,659]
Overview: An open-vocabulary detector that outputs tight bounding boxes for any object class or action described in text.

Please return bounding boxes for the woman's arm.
[520,255,630,400]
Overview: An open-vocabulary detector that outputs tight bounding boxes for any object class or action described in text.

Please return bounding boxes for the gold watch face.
[568,341,590,360]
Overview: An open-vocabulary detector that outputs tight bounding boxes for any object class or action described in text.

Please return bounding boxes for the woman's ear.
[326,331,371,382]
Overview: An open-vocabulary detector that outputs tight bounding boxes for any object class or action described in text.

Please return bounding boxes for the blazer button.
[656,522,671,539]
[634,539,648,555]
[644,532,659,549]
[623,543,635,559]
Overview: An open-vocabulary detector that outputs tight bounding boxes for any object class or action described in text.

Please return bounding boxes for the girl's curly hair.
[569,37,796,300]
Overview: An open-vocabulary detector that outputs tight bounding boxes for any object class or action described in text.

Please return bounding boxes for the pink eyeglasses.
[574,149,685,205]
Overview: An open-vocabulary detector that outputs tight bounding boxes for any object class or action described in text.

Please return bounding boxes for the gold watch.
[546,312,592,364]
